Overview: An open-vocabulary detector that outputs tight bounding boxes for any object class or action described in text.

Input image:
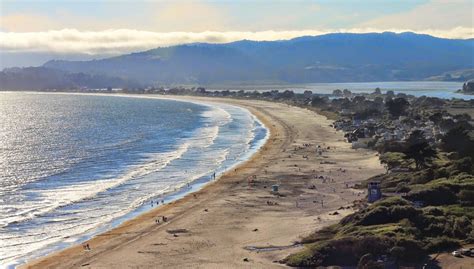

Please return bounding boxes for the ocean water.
[0,92,268,267]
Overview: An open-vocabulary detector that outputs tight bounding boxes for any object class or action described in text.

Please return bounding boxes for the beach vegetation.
[93,80,474,268]
[284,92,474,267]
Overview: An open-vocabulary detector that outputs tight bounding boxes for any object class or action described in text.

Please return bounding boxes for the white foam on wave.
[0,143,190,229]
[1,96,269,268]
[1,102,230,230]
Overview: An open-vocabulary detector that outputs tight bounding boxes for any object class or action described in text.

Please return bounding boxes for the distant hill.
[0,67,141,91]
[32,32,474,85]
[425,69,474,81]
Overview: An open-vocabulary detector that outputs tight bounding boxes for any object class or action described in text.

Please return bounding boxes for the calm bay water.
[0,92,267,267]
[210,81,473,100]
[299,81,471,99]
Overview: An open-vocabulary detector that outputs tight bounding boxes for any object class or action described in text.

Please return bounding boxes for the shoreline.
[22,96,385,268]
[2,93,269,268]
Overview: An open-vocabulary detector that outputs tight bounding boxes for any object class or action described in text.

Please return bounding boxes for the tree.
[386,90,395,97]
[404,130,437,170]
[353,96,366,103]
[343,89,352,97]
[311,96,327,107]
[440,126,474,159]
[385,97,409,118]
[303,90,313,98]
[332,89,343,96]
[280,90,295,99]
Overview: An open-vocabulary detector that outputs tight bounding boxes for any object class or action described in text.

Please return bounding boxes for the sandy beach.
[23,97,384,269]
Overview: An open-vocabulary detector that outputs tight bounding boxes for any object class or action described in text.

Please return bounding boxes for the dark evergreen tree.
[385,97,409,118]
[404,130,437,170]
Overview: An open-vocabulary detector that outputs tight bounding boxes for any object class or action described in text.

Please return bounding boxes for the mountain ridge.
[25,32,474,85]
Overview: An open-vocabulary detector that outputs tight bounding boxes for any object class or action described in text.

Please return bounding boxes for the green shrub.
[286,236,394,267]
[394,238,426,262]
[410,169,435,184]
[459,190,474,205]
[426,223,446,236]
[423,207,444,216]
[425,237,460,252]
[453,216,472,238]
[359,205,420,226]
[406,185,458,205]
[452,157,473,174]
[358,253,384,269]
[284,245,326,267]
[395,182,410,193]
[434,167,449,178]
[373,197,410,207]
[301,224,338,244]
[323,236,393,266]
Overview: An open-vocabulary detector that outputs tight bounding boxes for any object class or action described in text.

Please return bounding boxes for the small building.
[368,181,382,203]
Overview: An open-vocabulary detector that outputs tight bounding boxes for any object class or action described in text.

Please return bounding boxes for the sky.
[0,0,473,67]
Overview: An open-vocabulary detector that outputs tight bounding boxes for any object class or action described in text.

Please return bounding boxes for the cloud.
[1,28,472,55]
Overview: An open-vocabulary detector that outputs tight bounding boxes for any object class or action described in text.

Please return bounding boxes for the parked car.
[460,248,471,255]
[452,250,462,257]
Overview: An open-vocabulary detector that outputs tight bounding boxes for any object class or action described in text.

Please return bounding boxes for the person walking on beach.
[213,172,216,180]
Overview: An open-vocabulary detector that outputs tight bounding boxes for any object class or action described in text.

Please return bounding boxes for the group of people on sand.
[155,215,168,224]
[266,200,278,206]
[82,243,91,251]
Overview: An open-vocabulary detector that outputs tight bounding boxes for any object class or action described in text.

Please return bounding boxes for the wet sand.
[23,97,384,269]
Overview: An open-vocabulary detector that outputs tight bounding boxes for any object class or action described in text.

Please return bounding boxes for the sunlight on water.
[0,93,268,267]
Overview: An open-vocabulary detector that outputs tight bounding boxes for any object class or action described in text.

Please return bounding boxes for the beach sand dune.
[24,97,384,269]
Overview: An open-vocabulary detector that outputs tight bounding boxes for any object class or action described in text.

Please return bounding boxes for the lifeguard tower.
[368,181,382,203]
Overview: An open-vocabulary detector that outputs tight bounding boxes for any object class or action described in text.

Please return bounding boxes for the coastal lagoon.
[209,81,472,100]
[0,92,268,267]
